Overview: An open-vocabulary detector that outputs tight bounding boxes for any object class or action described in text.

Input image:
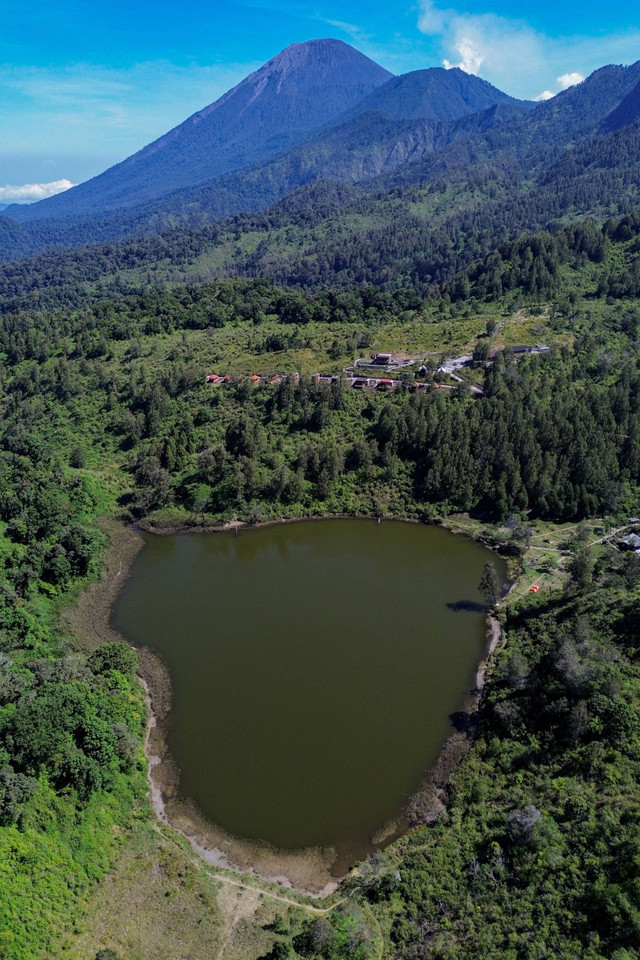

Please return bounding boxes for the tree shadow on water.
[446,600,487,613]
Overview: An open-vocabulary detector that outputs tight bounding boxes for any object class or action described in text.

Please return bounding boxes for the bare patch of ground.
[62,518,144,652]
[52,822,224,960]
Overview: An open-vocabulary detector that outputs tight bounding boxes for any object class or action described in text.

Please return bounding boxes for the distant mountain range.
[1,40,639,264]
[1,41,526,242]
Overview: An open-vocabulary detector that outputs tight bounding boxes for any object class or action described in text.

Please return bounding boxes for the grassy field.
[51,819,351,960]
[100,302,560,389]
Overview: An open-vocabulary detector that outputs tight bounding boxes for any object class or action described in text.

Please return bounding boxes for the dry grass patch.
[49,822,288,960]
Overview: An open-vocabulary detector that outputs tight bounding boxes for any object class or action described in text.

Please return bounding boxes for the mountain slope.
[124,98,531,224]
[342,66,529,122]
[0,71,531,255]
[7,39,392,221]
[605,77,640,130]
[1,59,639,266]
[4,110,639,312]
[50,59,640,243]
[377,60,640,193]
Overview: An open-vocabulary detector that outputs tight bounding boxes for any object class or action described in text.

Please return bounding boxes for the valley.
[0,33,640,960]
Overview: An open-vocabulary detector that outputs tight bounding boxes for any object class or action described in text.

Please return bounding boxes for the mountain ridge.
[7,38,392,222]
[1,59,533,247]
[2,55,640,265]
[340,66,531,123]
[605,76,640,130]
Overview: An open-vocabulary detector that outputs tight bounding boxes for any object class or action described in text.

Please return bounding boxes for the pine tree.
[478,562,501,606]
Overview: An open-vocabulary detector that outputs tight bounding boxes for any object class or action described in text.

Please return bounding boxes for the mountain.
[605,77,640,130]
[376,61,640,193]
[71,59,637,239]
[0,66,530,254]
[7,39,392,221]
[2,57,639,266]
[4,111,639,312]
[125,96,531,226]
[342,66,529,123]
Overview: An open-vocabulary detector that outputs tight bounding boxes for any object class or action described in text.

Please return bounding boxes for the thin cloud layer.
[0,179,75,202]
[417,0,639,100]
[0,60,262,171]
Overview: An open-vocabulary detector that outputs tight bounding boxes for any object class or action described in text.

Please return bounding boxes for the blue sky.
[1,0,639,198]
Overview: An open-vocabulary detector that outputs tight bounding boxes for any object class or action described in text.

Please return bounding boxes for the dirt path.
[150,821,343,917]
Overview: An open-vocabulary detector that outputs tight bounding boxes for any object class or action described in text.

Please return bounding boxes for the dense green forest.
[1,209,640,958]
[2,191,640,322]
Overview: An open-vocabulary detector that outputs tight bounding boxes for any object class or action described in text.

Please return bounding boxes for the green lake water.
[111,519,504,865]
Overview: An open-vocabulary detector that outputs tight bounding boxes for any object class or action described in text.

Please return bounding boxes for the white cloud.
[0,179,75,202]
[534,71,585,102]
[418,0,450,35]
[443,36,484,75]
[416,0,640,99]
[557,72,584,90]
[417,0,544,81]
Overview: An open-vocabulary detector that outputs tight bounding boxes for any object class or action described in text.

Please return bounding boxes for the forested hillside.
[1,208,640,956]
[2,174,640,316]
[0,57,637,260]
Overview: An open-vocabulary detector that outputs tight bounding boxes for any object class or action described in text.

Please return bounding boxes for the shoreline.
[66,511,510,898]
[62,517,145,653]
[136,510,422,536]
[404,610,504,826]
[142,664,342,896]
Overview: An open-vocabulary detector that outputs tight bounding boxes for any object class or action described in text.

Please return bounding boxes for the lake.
[111,519,503,868]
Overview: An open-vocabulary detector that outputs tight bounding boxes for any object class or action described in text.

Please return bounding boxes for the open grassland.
[100,302,560,386]
[51,819,352,960]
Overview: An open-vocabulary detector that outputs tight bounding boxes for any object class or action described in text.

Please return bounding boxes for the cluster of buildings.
[205,346,551,394]
[353,352,416,373]
[206,371,436,391]
[206,353,441,392]
[206,372,300,386]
